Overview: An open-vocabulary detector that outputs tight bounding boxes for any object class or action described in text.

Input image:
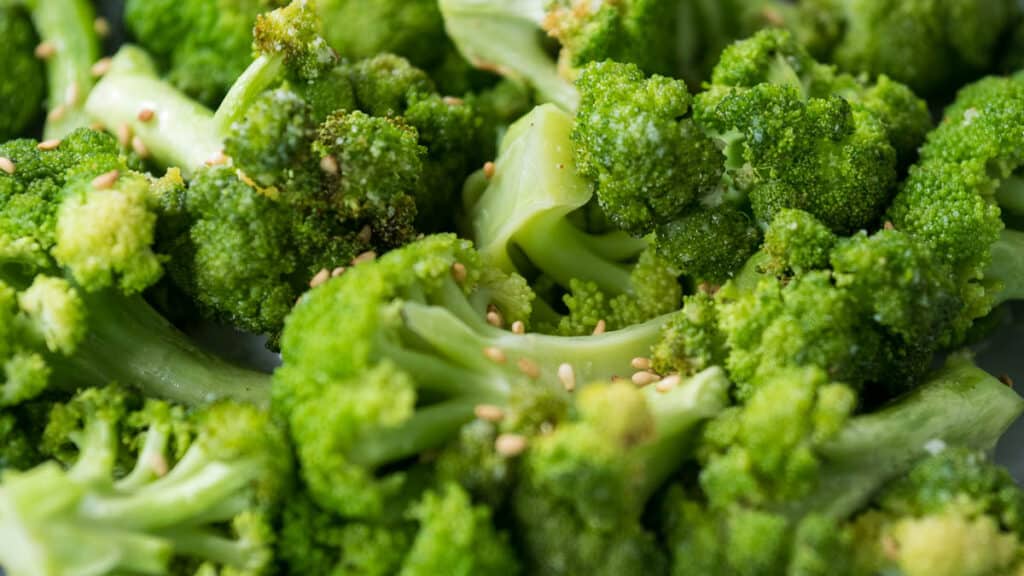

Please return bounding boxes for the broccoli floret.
[0,386,289,575]
[779,0,1020,98]
[124,0,287,105]
[0,129,270,407]
[273,233,671,519]
[664,356,1024,574]
[0,5,45,140]
[515,370,730,576]
[762,209,837,276]
[849,449,1024,576]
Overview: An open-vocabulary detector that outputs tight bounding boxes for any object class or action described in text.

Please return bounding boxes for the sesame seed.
[0,157,15,175]
[883,221,895,231]
[511,320,525,334]
[517,357,540,379]
[150,453,169,476]
[483,346,507,364]
[47,105,67,122]
[474,404,505,422]
[451,262,468,284]
[205,149,228,166]
[351,251,377,265]
[483,161,496,179]
[486,307,504,328]
[91,170,119,190]
[357,225,372,243]
[558,363,575,392]
[309,268,331,288]
[331,267,346,277]
[89,121,105,131]
[65,82,80,106]
[592,319,606,335]
[91,57,113,77]
[1000,374,1015,387]
[632,371,660,386]
[137,108,155,122]
[35,42,56,59]
[131,136,149,158]
[320,155,339,175]
[495,434,528,457]
[631,357,651,371]
[443,96,464,106]
[94,17,111,37]
[656,374,682,394]
[117,123,133,147]
[37,139,61,151]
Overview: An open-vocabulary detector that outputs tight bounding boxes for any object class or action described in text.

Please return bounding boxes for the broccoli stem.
[85,47,223,173]
[47,290,271,407]
[347,400,479,468]
[630,367,731,501]
[987,228,1024,305]
[996,174,1024,216]
[213,54,286,134]
[401,302,669,389]
[30,0,99,139]
[787,356,1024,520]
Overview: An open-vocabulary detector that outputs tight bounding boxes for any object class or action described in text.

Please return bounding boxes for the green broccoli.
[0,129,269,407]
[0,385,289,575]
[0,5,45,140]
[273,233,671,519]
[87,1,490,337]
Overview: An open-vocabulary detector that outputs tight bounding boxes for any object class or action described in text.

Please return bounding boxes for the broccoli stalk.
[986,229,1024,306]
[0,387,288,575]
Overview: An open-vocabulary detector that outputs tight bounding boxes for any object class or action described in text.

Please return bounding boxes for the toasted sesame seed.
[65,81,80,106]
[558,363,575,392]
[495,434,528,457]
[486,308,504,328]
[451,262,468,284]
[656,374,682,394]
[357,225,372,243]
[91,170,120,190]
[483,161,496,179]
[474,404,505,422]
[37,139,61,151]
[150,453,169,476]
[47,105,67,122]
[94,17,111,36]
[631,357,651,371]
[35,42,56,59]
[131,136,149,158]
[592,319,607,335]
[443,96,464,106]
[351,251,377,265]
[309,268,331,288]
[331,267,346,277]
[91,57,112,78]
[320,154,339,175]
[483,346,507,364]
[632,371,660,386]
[511,320,525,334]
[205,149,228,166]
[1000,374,1015,387]
[517,357,540,379]
[117,123,133,147]
[0,157,15,175]
[137,108,155,122]
[883,221,895,231]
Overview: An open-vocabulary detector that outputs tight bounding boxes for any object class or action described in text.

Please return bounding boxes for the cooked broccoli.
[87,1,490,337]
[273,233,671,518]
[0,129,269,407]
[0,385,288,575]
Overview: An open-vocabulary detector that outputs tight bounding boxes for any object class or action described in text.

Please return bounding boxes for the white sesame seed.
[351,251,377,265]
[205,149,228,166]
[320,155,338,175]
[309,268,330,288]
[443,96,464,106]
[451,262,467,284]
[91,57,112,77]
[631,357,651,370]
[149,453,169,476]
[37,139,61,151]
[331,267,346,277]
[93,17,111,37]
[483,347,507,364]
[117,123,133,147]
[592,319,607,335]
[656,374,682,394]
[486,308,504,328]
[558,363,575,391]
[0,157,15,175]
[47,105,67,122]
[65,82,80,106]
[483,161,496,179]
[34,42,56,59]
[137,108,155,122]
[90,170,119,190]
[474,404,505,422]
[495,434,528,457]
[632,371,660,386]
[517,357,540,379]
[131,136,149,158]
[511,320,525,334]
